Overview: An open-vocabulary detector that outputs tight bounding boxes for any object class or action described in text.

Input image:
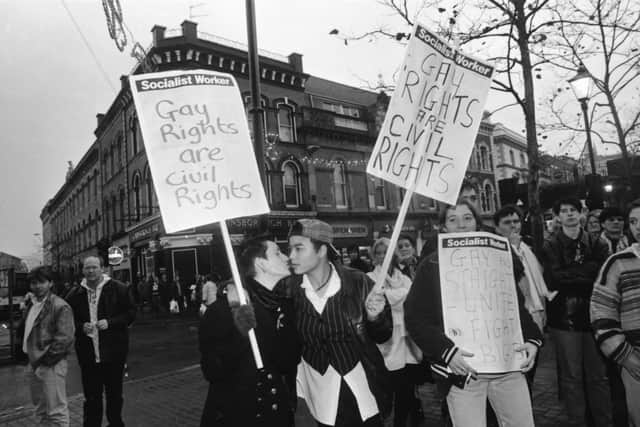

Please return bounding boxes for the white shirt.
[81,275,109,363]
[22,298,45,354]
[202,281,217,305]
[296,264,379,425]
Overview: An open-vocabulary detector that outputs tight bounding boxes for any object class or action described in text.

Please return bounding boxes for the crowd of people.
[14,187,640,427]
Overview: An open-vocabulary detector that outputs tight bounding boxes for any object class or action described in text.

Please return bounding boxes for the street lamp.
[569,64,601,208]
[568,64,596,174]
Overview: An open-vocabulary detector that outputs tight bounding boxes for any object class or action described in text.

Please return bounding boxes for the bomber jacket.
[66,278,136,365]
[541,229,609,331]
[18,293,75,368]
[286,264,394,417]
[404,251,543,394]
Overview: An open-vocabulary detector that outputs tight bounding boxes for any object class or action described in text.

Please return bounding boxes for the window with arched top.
[132,174,141,221]
[333,162,347,208]
[119,188,125,230]
[373,178,386,208]
[520,153,526,167]
[277,103,295,142]
[509,149,515,166]
[282,161,301,207]
[245,96,267,140]
[104,200,111,237]
[111,195,117,234]
[481,182,495,213]
[129,117,140,156]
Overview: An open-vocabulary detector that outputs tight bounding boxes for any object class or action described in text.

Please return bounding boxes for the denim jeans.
[446,371,534,427]
[551,329,611,427]
[621,367,640,427]
[29,359,69,427]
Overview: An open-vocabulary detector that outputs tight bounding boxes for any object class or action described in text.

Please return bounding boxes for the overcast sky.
[0,0,541,261]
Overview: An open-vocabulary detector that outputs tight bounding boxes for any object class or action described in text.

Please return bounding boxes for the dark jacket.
[66,278,136,365]
[17,293,75,368]
[541,229,609,331]
[404,250,543,394]
[286,264,394,417]
[199,278,299,427]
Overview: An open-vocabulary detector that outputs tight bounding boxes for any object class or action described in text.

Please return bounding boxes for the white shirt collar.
[81,274,110,292]
[300,263,341,314]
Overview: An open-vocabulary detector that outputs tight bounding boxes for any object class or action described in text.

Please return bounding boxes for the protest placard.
[367,23,494,205]
[438,231,525,373]
[129,69,269,233]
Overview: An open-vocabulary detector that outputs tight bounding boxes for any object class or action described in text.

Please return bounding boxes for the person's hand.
[621,348,640,381]
[83,322,95,336]
[448,348,477,378]
[96,319,109,331]
[515,342,538,372]
[232,303,256,336]
[365,288,386,320]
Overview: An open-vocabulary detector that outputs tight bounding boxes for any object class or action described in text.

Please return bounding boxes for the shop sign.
[332,224,368,238]
[130,220,163,244]
[227,217,261,234]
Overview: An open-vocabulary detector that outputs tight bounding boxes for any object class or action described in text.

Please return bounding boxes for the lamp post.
[569,64,601,208]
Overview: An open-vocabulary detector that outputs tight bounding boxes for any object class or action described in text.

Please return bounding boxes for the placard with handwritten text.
[367,24,494,205]
[129,70,269,232]
[438,232,525,373]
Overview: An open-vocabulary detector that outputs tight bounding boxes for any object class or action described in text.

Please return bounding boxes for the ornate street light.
[569,64,601,208]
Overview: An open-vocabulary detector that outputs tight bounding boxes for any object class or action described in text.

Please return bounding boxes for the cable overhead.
[59,0,118,93]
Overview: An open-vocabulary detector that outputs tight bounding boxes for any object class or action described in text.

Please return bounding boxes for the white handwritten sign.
[438,232,524,373]
[367,24,494,205]
[129,70,269,232]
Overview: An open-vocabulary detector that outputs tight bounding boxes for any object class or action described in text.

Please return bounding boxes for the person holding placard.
[404,200,543,427]
[287,219,393,427]
[591,199,640,427]
[367,238,422,427]
[199,235,299,426]
[541,197,611,427]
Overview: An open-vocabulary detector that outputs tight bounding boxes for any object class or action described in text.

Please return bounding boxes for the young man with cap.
[287,219,393,427]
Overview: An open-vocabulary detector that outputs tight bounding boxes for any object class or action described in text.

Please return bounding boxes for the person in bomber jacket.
[405,200,543,427]
[541,197,612,427]
[66,256,136,427]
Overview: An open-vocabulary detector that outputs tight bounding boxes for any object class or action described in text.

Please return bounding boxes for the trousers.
[80,361,125,427]
[29,359,69,427]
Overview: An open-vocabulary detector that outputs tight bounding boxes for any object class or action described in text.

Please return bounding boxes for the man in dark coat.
[66,256,136,427]
[199,236,300,427]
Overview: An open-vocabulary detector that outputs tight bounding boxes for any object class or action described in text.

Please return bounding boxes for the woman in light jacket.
[367,237,422,427]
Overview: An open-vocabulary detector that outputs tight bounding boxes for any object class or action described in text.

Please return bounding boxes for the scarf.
[600,232,629,255]
[513,243,557,312]
[245,277,283,311]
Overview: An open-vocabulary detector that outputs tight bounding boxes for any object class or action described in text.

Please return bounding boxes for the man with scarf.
[199,235,299,426]
[494,205,557,384]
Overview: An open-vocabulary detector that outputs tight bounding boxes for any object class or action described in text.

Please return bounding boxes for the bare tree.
[332,0,561,252]
[535,0,640,194]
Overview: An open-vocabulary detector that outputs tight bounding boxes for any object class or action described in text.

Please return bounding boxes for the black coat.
[198,278,300,427]
[66,279,136,365]
[541,229,609,331]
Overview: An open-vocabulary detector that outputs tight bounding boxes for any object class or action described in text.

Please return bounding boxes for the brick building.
[41,20,506,283]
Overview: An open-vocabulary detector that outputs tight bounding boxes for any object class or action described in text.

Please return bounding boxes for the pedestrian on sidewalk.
[199,235,299,426]
[404,200,543,427]
[66,256,136,427]
[541,197,612,427]
[591,199,640,427]
[287,219,393,427]
[18,265,75,427]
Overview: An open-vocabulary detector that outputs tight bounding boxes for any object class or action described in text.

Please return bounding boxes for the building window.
[119,189,125,230]
[333,162,347,208]
[104,200,110,237]
[475,149,482,171]
[93,171,98,198]
[480,146,489,171]
[373,178,386,208]
[277,103,295,142]
[264,161,273,204]
[146,170,154,215]
[111,195,117,235]
[520,153,526,167]
[481,182,495,213]
[282,161,300,207]
[509,149,515,166]
[132,174,141,221]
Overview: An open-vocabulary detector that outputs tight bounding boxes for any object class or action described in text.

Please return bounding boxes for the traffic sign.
[108,246,124,266]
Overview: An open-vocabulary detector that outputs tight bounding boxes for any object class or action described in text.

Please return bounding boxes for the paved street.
[0,325,573,427]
